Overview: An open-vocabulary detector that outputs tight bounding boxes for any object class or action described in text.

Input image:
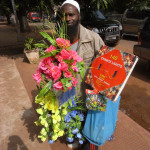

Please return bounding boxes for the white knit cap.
[61,0,80,13]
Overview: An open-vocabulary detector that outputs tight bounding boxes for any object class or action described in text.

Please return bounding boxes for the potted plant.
[24,37,39,64]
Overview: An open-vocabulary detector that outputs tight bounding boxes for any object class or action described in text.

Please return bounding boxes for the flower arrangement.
[33,21,86,144]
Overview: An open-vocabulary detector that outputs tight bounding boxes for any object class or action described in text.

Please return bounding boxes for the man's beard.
[67,18,79,38]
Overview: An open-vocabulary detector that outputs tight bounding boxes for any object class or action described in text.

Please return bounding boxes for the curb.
[0,44,24,55]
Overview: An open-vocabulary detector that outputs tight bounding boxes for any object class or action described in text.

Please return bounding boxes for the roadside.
[0,22,150,150]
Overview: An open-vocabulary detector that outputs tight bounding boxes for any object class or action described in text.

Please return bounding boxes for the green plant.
[24,37,35,51]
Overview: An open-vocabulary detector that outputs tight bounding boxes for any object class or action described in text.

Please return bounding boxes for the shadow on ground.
[7,135,28,150]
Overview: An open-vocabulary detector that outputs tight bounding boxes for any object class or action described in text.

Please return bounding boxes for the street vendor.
[60,0,104,101]
[60,0,104,149]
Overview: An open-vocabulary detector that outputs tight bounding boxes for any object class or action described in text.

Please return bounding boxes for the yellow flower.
[40,128,47,136]
[35,95,44,105]
[52,134,58,141]
[38,135,47,142]
[53,124,60,133]
[62,109,67,115]
[41,118,48,127]
[52,114,61,124]
[43,93,59,111]
[58,130,64,137]
[34,120,41,126]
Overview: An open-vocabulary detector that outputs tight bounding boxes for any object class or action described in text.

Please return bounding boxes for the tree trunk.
[18,15,30,32]
[17,9,30,32]
[6,14,11,24]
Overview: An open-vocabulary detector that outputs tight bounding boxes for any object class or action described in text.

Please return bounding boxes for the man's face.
[61,4,80,29]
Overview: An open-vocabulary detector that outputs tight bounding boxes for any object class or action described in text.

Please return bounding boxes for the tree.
[0,0,12,24]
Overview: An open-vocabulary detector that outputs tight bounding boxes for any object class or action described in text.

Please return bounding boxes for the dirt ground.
[1,22,150,133]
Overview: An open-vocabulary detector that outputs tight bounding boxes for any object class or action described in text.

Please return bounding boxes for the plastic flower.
[76,133,82,139]
[64,71,72,78]
[72,66,79,72]
[67,86,72,90]
[45,45,56,53]
[56,38,71,49]
[72,128,79,134]
[33,30,86,143]
[66,137,74,143]
[58,61,68,71]
[72,77,78,87]
[43,93,58,111]
[52,134,58,141]
[78,113,84,121]
[53,81,63,90]
[64,114,71,123]
[71,50,83,62]
[79,140,84,144]
[32,72,42,83]
[60,49,71,60]
[40,57,52,71]
[48,140,54,144]
[53,124,60,133]
[62,109,68,115]
[71,110,77,118]
[56,54,63,62]
[51,66,61,81]
[71,98,77,107]
[52,113,61,124]
[58,130,64,137]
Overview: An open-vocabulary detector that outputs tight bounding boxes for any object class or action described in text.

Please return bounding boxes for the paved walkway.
[0,22,150,150]
[0,56,51,150]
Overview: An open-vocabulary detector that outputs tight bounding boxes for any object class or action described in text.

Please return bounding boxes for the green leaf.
[70,106,86,111]
[76,121,81,129]
[68,99,72,107]
[59,122,66,130]
[66,82,72,87]
[40,50,58,58]
[39,32,56,45]
[61,78,68,84]
[37,80,53,98]
[34,43,48,49]
[76,61,85,79]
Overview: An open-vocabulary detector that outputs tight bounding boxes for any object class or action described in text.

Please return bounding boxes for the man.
[60,0,104,149]
[60,0,104,100]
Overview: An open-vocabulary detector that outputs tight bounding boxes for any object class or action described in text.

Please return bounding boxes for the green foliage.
[39,32,56,46]
[24,37,36,51]
[34,43,48,49]
[37,80,53,98]
[76,61,85,79]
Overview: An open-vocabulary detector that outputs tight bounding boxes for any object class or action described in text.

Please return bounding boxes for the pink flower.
[32,72,42,83]
[70,50,83,62]
[36,66,42,73]
[60,49,72,60]
[56,38,71,49]
[53,81,63,90]
[39,57,52,71]
[58,62,68,71]
[72,77,78,86]
[56,54,63,62]
[68,86,72,90]
[64,71,72,78]
[72,66,79,72]
[73,55,83,62]
[70,50,77,57]
[51,66,62,82]
[45,45,56,53]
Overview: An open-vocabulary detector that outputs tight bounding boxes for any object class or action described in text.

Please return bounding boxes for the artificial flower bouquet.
[33,28,86,144]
